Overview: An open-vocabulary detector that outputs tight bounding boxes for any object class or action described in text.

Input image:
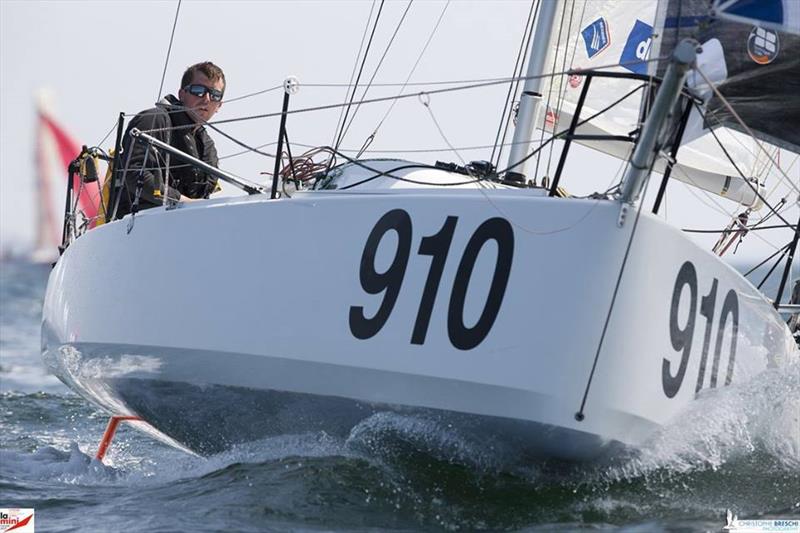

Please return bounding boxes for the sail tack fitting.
[619,39,698,206]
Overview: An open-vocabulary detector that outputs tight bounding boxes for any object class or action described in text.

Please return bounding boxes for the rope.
[157,0,182,101]
[418,93,491,190]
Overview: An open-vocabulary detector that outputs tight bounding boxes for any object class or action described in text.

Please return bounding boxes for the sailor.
[114,61,225,217]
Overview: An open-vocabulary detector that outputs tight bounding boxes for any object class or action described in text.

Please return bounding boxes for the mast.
[505,0,559,183]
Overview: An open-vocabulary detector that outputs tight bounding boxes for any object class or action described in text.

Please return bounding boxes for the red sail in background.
[38,112,100,220]
[34,112,61,255]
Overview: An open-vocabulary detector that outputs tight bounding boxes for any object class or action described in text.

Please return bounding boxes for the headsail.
[713,0,800,36]
[654,0,800,154]
[527,0,796,207]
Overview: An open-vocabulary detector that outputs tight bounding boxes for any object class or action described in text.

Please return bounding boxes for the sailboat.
[42,0,799,461]
[31,94,101,264]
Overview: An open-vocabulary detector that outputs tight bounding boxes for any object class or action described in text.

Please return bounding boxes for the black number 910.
[349,209,514,350]
[663,260,739,398]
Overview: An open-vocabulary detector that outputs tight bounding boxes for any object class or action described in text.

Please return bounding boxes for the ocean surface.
[1,259,798,532]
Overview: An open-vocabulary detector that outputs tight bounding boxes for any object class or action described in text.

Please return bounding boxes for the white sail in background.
[532,0,771,207]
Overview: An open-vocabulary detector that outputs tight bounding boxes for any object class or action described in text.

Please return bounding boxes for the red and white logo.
[0,509,34,532]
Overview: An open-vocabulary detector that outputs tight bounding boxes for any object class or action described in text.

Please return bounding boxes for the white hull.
[42,183,798,460]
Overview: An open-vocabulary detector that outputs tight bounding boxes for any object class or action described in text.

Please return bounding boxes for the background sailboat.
[31,92,101,263]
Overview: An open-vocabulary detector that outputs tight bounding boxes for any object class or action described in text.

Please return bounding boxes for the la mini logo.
[0,509,34,532]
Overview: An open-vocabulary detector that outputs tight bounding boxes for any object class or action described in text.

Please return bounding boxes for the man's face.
[178,71,224,124]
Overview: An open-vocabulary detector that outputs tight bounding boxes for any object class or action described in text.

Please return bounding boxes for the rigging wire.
[697,101,797,239]
[219,141,279,160]
[418,93,490,189]
[204,121,276,158]
[671,164,782,252]
[94,120,121,149]
[545,0,585,178]
[744,242,792,278]
[138,56,668,134]
[494,83,647,176]
[757,245,792,290]
[361,0,450,156]
[308,77,533,88]
[533,0,570,182]
[683,224,796,234]
[333,0,387,152]
[337,0,415,150]
[223,84,283,104]
[490,0,538,167]
[331,0,378,148]
[694,101,796,232]
[700,104,784,195]
[157,0,182,101]
[695,65,800,196]
[576,150,650,422]
[294,139,545,155]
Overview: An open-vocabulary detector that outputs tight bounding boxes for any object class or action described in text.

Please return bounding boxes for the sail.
[528,0,788,206]
[653,0,800,153]
[713,0,800,35]
[537,0,658,146]
[34,103,102,261]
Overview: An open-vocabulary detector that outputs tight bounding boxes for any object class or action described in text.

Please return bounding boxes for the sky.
[1,0,798,265]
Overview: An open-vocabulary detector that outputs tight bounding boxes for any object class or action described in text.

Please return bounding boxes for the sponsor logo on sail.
[581,17,610,59]
[747,26,779,64]
[0,509,35,532]
[619,19,653,75]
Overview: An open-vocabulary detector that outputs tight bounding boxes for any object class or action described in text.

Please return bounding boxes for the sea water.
[1,260,798,532]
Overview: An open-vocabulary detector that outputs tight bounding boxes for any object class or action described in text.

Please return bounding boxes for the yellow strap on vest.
[95,149,115,227]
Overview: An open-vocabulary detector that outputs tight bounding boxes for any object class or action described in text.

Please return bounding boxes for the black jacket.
[116,95,219,216]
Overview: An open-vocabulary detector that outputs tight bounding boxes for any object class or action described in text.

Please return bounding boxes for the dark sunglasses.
[183,84,224,102]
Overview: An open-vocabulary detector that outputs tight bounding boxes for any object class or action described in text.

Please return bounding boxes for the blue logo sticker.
[620,20,653,74]
[581,17,611,59]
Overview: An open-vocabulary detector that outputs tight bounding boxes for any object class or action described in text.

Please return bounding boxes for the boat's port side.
[42,191,798,459]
